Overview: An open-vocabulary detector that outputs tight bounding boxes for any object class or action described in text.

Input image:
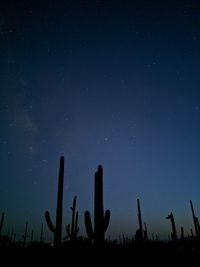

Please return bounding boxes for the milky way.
[1,1,200,242]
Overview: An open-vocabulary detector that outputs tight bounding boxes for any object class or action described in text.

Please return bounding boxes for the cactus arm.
[84,211,94,239]
[104,210,110,232]
[45,211,56,233]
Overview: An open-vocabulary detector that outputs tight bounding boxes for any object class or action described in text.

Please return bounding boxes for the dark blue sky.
[1,0,200,242]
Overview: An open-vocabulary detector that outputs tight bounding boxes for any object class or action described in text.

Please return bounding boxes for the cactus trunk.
[94,166,104,246]
[190,200,199,238]
[45,156,64,247]
[55,156,64,246]
[137,199,144,241]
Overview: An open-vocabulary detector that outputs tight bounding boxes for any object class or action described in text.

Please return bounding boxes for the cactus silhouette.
[166,212,177,242]
[0,212,4,240]
[190,200,199,238]
[45,156,64,247]
[65,195,79,243]
[135,198,144,242]
[84,165,110,248]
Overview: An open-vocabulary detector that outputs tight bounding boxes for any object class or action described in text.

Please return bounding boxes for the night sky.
[1,0,200,242]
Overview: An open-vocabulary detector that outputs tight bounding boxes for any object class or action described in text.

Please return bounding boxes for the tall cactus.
[45,156,64,247]
[166,212,177,242]
[135,198,144,242]
[138,199,143,239]
[190,200,199,238]
[84,165,110,247]
[65,195,79,243]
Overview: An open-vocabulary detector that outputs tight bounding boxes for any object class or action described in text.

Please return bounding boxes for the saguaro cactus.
[65,195,79,243]
[135,199,144,242]
[190,200,199,238]
[45,156,64,247]
[138,199,143,239]
[84,165,110,247]
[166,212,177,242]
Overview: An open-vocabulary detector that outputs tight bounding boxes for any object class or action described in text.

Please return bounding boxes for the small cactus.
[84,165,110,248]
[45,156,64,247]
[65,196,79,243]
[166,212,177,242]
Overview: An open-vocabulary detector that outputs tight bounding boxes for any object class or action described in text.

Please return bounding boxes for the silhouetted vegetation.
[45,156,64,247]
[166,212,177,242]
[64,195,79,245]
[190,200,200,238]
[1,157,200,259]
[135,198,145,243]
[84,165,110,248]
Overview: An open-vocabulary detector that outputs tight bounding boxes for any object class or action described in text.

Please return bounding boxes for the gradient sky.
[1,0,200,242]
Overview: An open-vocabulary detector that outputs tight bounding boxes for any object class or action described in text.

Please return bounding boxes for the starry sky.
[1,0,200,242]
